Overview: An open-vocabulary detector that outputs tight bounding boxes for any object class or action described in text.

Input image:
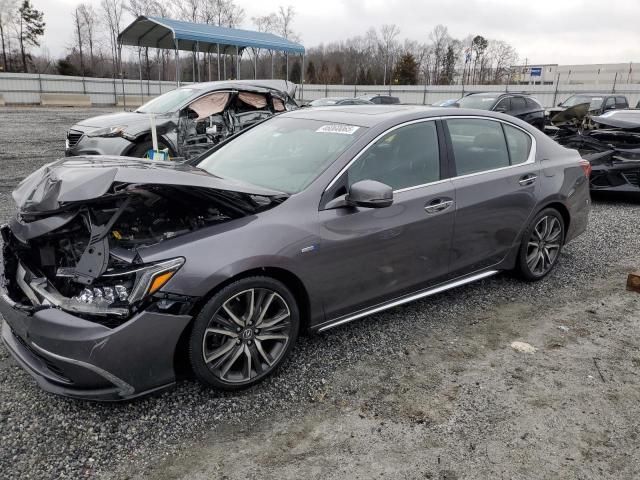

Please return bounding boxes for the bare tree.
[72,7,85,75]
[77,3,95,72]
[428,24,449,85]
[101,0,124,77]
[0,0,17,71]
[379,24,399,85]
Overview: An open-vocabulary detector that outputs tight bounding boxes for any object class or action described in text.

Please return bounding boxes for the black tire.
[516,208,565,281]
[188,276,300,390]
[127,139,173,159]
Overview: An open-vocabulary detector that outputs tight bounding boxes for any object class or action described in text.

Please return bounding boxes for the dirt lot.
[0,107,639,480]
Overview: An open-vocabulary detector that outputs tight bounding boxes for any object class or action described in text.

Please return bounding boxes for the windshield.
[561,95,603,109]
[197,117,367,193]
[137,88,197,114]
[457,95,497,110]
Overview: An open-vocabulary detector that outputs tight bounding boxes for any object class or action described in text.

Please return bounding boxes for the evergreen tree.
[17,0,44,72]
[305,60,316,83]
[394,53,418,85]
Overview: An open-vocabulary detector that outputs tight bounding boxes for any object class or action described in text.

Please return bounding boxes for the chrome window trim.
[324,117,440,192]
[323,115,537,194]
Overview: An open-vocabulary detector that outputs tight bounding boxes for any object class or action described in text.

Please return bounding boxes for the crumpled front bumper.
[0,255,192,401]
[65,132,133,157]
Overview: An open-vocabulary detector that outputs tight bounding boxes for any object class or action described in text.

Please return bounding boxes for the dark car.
[456,92,546,130]
[548,93,629,120]
[309,97,374,107]
[65,80,298,160]
[357,94,401,105]
[0,106,590,401]
[432,98,460,107]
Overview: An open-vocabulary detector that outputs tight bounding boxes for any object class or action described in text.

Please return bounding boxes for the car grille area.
[66,129,83,148]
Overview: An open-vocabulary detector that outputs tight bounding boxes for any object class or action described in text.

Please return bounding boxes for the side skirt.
[315,269,500,333]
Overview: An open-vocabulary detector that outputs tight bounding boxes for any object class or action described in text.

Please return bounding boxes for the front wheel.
[188,276,300,390]
[516,208,565,281]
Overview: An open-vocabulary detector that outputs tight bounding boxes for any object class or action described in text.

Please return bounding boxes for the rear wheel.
[516,208,565,281]
[188,276,299,390]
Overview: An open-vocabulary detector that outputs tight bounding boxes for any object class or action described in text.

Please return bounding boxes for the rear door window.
[446,119,510,176]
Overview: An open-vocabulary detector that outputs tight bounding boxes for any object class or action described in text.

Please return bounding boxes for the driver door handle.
[424,199,454,214]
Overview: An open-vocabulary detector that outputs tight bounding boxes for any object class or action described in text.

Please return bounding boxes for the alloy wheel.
[201,288,292,383]
[526,215,562,276]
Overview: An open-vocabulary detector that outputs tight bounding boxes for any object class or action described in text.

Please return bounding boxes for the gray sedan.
[0,106,590,400]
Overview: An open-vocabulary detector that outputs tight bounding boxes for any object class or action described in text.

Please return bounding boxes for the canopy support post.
[286,53,289,81]
[138,48,143,106]
[196,41,200,83]
[217,44,221,81]
[192,46,195,83]
[236,45,240,80]
[270,51,274,79]
[174,38,180,87]
[301,53,305,102]
[254,48,258,79]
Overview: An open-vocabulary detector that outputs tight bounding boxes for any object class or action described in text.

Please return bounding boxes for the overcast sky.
[33,0,639,65]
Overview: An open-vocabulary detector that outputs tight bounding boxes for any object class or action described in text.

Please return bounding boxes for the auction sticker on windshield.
[316,124,360,134]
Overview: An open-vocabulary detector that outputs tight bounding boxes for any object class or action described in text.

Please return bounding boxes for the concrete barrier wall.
[0,72,182,106]
[41,93,92,107]
[1,72,640,108]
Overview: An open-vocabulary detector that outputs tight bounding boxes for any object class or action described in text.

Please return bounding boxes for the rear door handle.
[424,199,454,214]
[519,174,537,186]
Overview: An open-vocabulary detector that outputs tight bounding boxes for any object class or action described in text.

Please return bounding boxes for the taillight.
[579,159,592,178]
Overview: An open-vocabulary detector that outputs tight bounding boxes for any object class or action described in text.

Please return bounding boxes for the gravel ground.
[0,107,639,480]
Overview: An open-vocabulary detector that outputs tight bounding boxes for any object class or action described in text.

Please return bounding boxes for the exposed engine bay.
[1,157,286,325]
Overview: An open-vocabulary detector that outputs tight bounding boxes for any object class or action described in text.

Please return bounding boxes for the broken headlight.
[33,257,185,317]
[91,257,185,305]
[86,126,128,138]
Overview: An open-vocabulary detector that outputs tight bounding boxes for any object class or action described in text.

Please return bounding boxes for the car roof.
[357,94,398,99]
[467,92,531,98]
[312,97,350,101]
[186,79,295,96]
[279,105,529,128]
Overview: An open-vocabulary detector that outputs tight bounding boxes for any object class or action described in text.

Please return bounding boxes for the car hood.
[75,111,155,130]
[591,110,640,130]
[13,156,284,213]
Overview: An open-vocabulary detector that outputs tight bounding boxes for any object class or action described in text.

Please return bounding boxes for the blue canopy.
[118,16,305,55]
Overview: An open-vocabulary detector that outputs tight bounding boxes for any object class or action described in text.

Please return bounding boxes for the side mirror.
[346,180,393,208]
[557,102,562,107]
[494,106,507,113]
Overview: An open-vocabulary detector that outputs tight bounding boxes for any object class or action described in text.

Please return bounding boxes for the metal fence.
[0,72,183,106]
[302,83,640,108]
[1,72,640,108]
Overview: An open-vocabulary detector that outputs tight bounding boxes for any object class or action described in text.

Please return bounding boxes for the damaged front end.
[0,156,285,400]
[550,110,640,193]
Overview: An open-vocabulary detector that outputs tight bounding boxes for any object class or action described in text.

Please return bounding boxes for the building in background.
[511,62,638,85]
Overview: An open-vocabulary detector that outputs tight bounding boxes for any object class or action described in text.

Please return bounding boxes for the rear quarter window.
[503,124,532,165]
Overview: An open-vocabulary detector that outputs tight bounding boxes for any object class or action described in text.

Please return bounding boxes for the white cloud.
[33,0,639,65]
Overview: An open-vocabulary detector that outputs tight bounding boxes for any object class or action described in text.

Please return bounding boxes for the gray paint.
[1,106,590,400]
